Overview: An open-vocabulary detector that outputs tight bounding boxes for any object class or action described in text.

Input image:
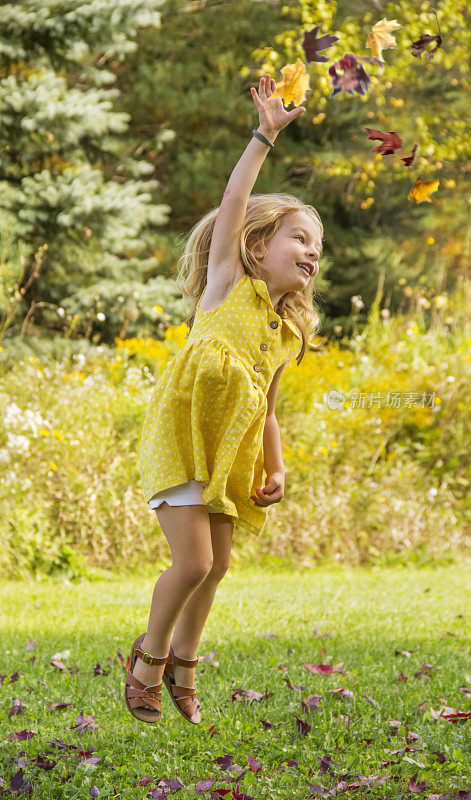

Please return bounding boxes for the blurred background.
[0,0,469,578]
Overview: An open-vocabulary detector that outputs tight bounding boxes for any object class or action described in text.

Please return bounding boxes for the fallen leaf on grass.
[303,661,345,674]
[232,687,272,701]
[295,715,311,735]
[430,703,471,722]
[48,701,74,711]
[70,711,99,733]
[31,756,57,770]
[5,770,34,796]
[327,687,354,698]
[8,699,26,717]
[7,729,36,742]
[93,662,110,676]
[301,694,322,713]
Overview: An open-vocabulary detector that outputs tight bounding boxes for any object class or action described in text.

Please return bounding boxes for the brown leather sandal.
[162,645,202,724]
[124,633,169,723]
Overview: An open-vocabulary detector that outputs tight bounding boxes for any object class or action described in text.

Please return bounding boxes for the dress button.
[260,343,268,351]
[253,364,262,373]
[270,320,279,329]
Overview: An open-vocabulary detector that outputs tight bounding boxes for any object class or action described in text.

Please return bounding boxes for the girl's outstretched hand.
[251,73,306,137]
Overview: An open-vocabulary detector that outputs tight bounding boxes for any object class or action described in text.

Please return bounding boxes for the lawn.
[1,564,470,798]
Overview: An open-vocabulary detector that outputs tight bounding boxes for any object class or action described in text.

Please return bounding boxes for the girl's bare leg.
[131,505,232,692]
[169,511,233,687]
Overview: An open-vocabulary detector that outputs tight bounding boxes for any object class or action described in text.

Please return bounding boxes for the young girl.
[125,74,324,725]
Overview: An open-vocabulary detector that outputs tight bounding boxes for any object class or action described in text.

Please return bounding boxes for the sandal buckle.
[141,650,154,666]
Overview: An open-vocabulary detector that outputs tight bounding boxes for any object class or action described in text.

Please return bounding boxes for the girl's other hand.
[250,471,285,507]
[251,73,306,138]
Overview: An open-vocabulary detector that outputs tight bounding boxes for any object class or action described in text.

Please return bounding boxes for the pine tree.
[0,0,167,342]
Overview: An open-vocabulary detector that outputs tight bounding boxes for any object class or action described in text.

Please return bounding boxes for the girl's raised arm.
[207,74,305,288]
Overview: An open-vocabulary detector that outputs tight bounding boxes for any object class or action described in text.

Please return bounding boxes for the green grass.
[1,565,470,798]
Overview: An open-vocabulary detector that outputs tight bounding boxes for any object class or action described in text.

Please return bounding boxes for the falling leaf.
[271,58,310,107]
[366,18,403,61]
[328,53,383,97]
[301,24,339,63]
[401,144,418,167]
[364,127,403,155]
[409,33,443,60]
[408,177,440,203]
[408,9,443,61]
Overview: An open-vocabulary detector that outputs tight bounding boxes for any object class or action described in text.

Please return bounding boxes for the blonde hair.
[173,192,323,366]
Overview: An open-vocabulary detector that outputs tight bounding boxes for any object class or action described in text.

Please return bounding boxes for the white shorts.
[149,479,220,514]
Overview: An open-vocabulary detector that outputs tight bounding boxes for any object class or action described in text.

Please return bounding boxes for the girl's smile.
[252,209,322,306]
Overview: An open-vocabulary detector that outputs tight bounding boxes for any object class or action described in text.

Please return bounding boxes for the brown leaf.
[364,127,403,155]
[301,25,339,63]
[401,144,418,167]
[329,52,383,97]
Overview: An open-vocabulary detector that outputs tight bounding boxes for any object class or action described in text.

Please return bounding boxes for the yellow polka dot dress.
[138,273,302,536]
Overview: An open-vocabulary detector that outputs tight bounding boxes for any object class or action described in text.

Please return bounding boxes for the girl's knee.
[208,557,231,580]
[171,559,213,585]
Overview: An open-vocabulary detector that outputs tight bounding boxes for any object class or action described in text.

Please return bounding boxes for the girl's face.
[252,210,322,298]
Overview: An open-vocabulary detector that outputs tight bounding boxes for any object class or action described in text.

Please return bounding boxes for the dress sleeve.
[285,336,301,366]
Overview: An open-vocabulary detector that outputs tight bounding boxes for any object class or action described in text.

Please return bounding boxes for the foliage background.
[0,0,469,576]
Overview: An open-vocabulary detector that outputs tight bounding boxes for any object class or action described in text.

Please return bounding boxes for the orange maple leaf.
[271,58,310,107]
[407,177,440,204]
[366,18,403,61]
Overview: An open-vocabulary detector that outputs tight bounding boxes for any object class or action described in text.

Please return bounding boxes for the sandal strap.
[171,687,200,718]
[126,673,162,712]
[171,648,199,668]
[134,642,169,667]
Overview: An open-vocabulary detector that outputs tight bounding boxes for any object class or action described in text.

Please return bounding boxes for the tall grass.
[0,281,469,578]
